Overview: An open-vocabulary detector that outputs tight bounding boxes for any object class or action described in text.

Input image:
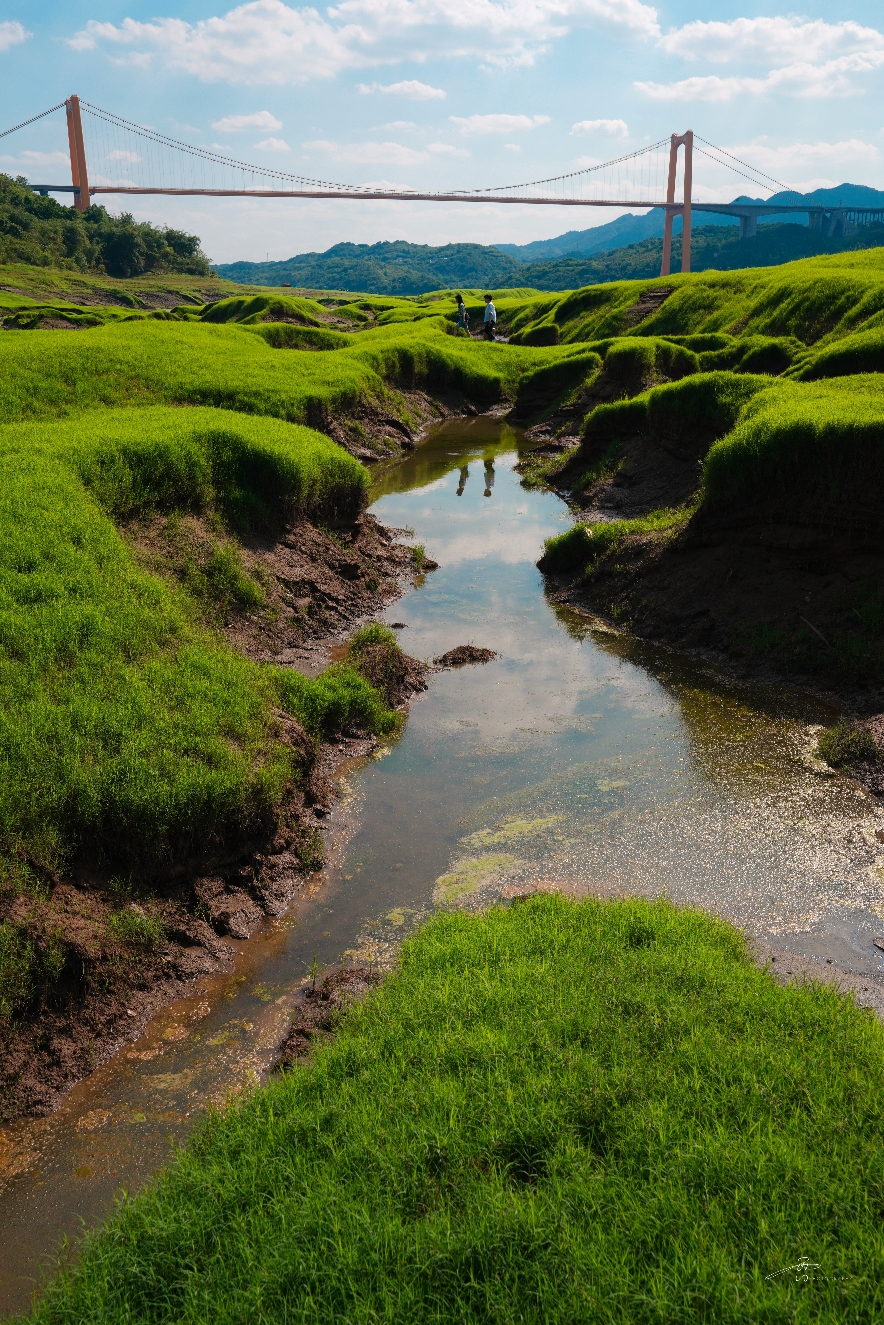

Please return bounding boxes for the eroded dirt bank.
[0,508,430,1123]
[521,360,884,721]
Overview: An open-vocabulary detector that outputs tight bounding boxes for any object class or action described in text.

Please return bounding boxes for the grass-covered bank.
[0,404,413,1108]
[28,893,884,1323]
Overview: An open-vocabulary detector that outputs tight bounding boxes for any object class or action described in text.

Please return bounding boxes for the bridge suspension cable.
[5,95,874,280]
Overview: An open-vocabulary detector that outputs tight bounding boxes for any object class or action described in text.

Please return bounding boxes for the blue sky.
[2,0,883,262]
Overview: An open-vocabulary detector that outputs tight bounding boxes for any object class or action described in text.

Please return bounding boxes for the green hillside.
[0,173,209,278]
[217,223,884,295]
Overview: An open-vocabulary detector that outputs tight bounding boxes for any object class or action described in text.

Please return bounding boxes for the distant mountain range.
[496,184,884,263]
[214,183,884,295]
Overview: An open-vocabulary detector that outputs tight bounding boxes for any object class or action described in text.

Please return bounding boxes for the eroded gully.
[2,416,884,1316]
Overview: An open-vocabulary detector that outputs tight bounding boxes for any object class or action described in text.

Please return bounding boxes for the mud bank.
[0,508,430,1124]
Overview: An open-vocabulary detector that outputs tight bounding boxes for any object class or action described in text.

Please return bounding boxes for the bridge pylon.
[65,96,90,212]
[660,131,692,278]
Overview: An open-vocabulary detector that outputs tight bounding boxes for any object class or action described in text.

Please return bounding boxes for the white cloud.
[68,4,368,80]
[658,17,884,67]
[109,149,142,162]
[638,50,884,101]
[382,120,417,128]
[573,153,602,168]
[730,137,879,174]
[359,79,445,98]
[504,143,521,151]
[0,20,29,51]
[302,138,431,164]
[68,0,660,83]
[571,117,628,136]
[213,110,283,130]
[255,136,291,150]
[449,113,550,135]
[0,149,69,167]
[428,141,470,156]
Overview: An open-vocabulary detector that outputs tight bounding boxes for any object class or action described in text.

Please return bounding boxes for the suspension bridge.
[4,96,883,278]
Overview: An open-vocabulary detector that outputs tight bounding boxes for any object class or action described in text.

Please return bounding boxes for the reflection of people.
[456,464,469,496]
[483,294,497,341]
[483,456,495,498]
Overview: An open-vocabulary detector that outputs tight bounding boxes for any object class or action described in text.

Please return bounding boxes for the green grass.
[0,405,386,899]
[701,374,884,528]
[817,719,881,769]
[0,317,574,427]
[539,508,688,577]
[503,248,884,350]
[28,893,884,1323]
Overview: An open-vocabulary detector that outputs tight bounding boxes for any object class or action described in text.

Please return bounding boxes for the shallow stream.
[2,417,884,1315]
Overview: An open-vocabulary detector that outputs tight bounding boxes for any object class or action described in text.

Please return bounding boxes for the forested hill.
[216,240,522,295]
[0,173,210,278]
[217,222,884,295]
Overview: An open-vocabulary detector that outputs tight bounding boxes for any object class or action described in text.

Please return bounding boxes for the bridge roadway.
[28,184,884,239]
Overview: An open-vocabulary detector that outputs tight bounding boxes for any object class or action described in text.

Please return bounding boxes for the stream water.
[3,416,884,1316]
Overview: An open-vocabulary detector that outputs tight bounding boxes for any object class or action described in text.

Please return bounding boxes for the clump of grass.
[29,893,884,1323]
[0,919,64,1022]
[410,543,427,571]
[341,622,419,710]
[539,507,688,577]
[107,904,165,950]
[817,719,881,769]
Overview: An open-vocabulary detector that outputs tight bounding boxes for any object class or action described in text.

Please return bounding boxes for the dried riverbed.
[3,415,884,1316]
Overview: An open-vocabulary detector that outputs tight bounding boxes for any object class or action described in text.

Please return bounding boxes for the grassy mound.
[503,250,884,351]
[701,375,884,531]
[29,893,884,1323]
[0,407,395,1024]
[0,318,569,427]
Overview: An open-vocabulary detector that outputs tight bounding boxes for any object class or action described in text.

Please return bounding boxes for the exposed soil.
[275,966,382,1069]
[434,645,497,666]
[319,388,486,463]
[128,510,424,667]
[0,509,432,1122]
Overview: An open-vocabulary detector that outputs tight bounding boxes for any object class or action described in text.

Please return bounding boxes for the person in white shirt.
[483,294,497,341]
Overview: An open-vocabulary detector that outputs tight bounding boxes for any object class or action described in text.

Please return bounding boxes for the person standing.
[455,294,470,333]
[483,294,497,341]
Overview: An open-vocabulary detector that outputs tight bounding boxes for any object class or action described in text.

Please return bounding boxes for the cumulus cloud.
[645,15,884,101]
[302,137,431,164]
[109,149,143,162]
[658,17,884,66]
[359,79,445,98]
[449,113,550,134]
[255,136,291,150]
[0,20,29,52]
[213,110,283,130]
[67,0,660,83]
[638,51,884,101]
[571,117,628,135]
